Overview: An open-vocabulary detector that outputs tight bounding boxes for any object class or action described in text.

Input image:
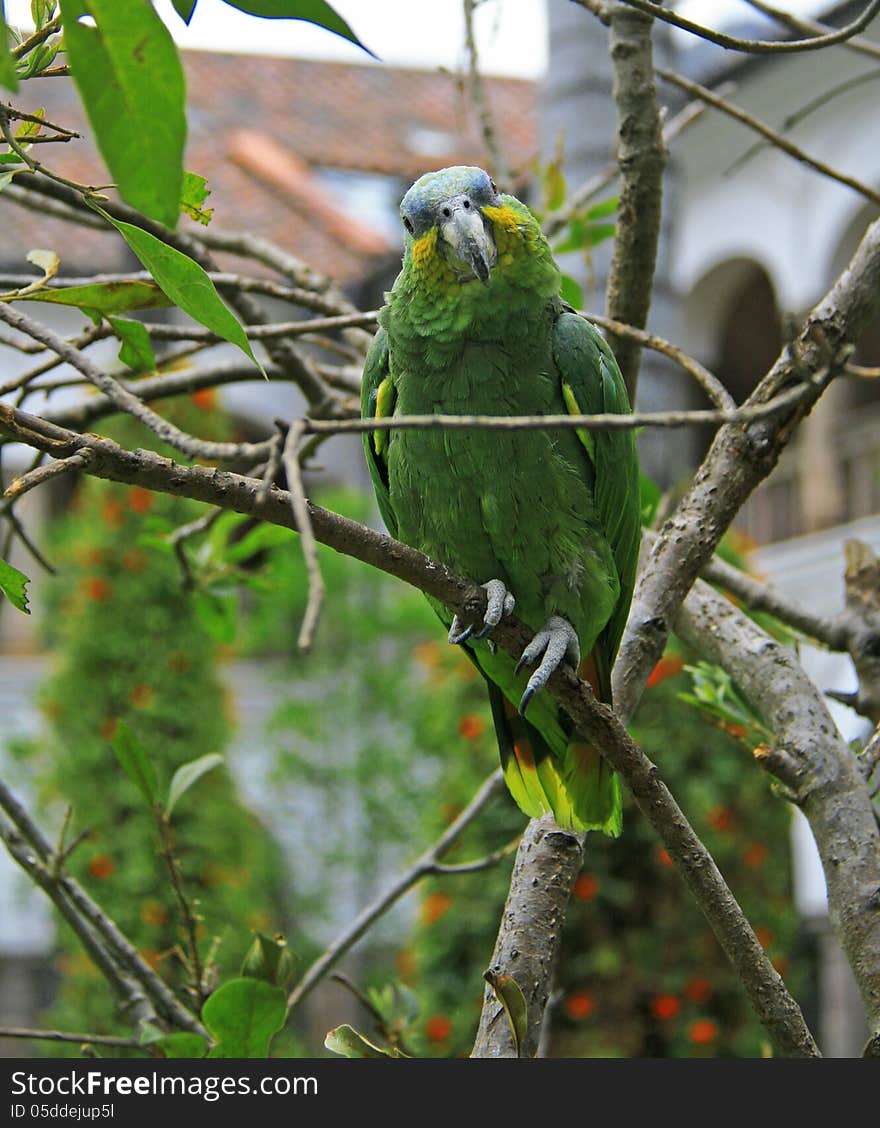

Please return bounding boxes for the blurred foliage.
[10,395,289,1049]
[401,638,809,1058]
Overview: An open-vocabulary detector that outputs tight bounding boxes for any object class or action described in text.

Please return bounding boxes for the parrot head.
[399,165,501,285]
[389,166,560,337]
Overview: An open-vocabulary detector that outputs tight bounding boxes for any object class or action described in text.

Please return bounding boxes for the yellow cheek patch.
[482,203,526,256]
[412,228,438,270]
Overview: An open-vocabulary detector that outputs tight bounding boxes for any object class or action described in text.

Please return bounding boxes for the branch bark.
[615,212,880,721]
[605,3,666,405]
[675,578,880,1044]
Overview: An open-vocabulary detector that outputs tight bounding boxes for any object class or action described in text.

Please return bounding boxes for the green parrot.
[361,166,640,835]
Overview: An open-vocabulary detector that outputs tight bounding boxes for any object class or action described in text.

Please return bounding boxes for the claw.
[448,579,514,647]
[516,615,581,715]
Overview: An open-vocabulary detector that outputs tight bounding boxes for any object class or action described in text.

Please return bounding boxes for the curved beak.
[439,198,496,284]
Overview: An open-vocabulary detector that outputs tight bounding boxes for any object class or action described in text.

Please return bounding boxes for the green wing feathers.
[360,327,399,538]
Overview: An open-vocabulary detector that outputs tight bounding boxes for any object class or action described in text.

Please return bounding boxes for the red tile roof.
[2,52,537,285]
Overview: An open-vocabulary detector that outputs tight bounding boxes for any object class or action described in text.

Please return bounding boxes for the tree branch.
[675,578,880,1044]
[614,212,880,721]
[611,0,880,54]
[605,3,666,405]
[287,770,507,1013]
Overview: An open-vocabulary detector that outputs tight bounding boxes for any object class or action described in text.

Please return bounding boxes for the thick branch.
[675,579,880,1042]
[605,3,666,405]
[615,213,880,720]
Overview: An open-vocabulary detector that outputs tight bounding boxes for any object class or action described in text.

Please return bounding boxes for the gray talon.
[516,616,581,715]
[448,579,514,647]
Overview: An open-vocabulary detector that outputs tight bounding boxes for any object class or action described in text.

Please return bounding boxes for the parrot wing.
[360,326,399,539]
[552,309,641,698]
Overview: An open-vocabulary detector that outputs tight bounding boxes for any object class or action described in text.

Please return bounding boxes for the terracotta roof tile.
[1,51,536,285]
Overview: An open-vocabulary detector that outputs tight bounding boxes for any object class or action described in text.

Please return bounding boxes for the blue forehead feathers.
[400,166,497,235]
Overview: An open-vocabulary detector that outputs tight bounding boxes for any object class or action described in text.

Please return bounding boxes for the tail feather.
[487,681,621,836]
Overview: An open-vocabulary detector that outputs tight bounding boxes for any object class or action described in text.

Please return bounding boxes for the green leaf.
[94,207,265,375]
[324,1024,399,1059]
[639,469,661,527]
[19,279,171,313]
[586,195,618,220]
[559,273,583,310]
[194,589,238,643]
[153,1032,209,1059]
[202,978,286,1058]
[553,218,585,255]
[0,558,30,614]
[219,1,374,56]
[166,752,224,818]
[483,970,528,1058]
[58,0,186,227]
[171,0,198,22]
[0,3,20,92]
[18,38,60,79]
[107,315,155,372]
[180,171,213,226]
[542,159,566,212]
[110,720,158,807]
[587,221,617,247]
[31,2,58,28]
[240,931,296,988]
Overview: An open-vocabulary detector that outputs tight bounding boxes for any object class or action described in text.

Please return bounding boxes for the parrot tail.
[487,673,622,837]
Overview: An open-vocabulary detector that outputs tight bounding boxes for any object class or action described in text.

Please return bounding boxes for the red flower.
[83,577,111,602]
[563,991,595,1020]
[458,714,485,740]
[646,655,684,688]
[88,854,114,879]
[100,500,124,528]
[707,806,734,832]
[192,388,217,410]
[689,1019,718,1045]
[127,487,154,513]
[420,891,453,925]
[656,847,673,868]
[650,994,681,1021]
[573,874,599,901]
[755,927,773,949]
[130,683,155,709]
[743,842,768,868]
[99,717,118,742]
[425,1015,452,1042]
[684,976,713,1004]
[123,548,147,573]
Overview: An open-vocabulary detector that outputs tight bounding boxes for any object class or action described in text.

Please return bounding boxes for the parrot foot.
[515,615,581,715]
[448,579,515,646]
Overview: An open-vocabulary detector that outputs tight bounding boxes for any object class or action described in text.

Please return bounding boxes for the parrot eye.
[402,216,414,234]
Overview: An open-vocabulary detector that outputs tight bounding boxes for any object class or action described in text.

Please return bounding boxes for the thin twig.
[288,771,506,1013]
[155,812,206,1005]
[543,87,729,239]
[657,68,880,208]
[462,0,511,187]
[11,12,62,58]
[0,778,206,1037]
[0,1026,142,1049]
[2,448,93,502]
[611,0,880,54]
[282,419,325,652]
[0,302,273,464]
[742,0,880,62]
[584,312,735,410]
[306,377,819,436]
